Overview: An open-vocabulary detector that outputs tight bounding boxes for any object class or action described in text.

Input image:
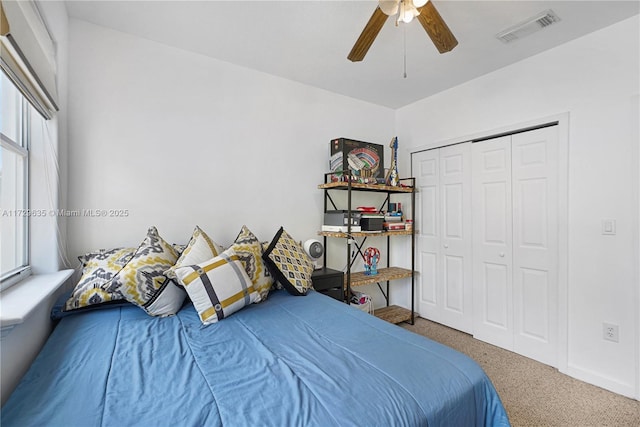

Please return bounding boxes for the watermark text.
[1,208,130,218]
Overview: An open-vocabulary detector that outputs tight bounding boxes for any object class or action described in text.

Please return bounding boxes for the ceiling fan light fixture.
[379,0,399,16]
[413,0,429,8]
[398,0,419,24]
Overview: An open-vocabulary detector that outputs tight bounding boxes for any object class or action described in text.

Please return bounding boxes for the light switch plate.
[602,219,616,235]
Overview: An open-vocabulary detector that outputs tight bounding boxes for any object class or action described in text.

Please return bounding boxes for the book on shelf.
[384,222,406,231]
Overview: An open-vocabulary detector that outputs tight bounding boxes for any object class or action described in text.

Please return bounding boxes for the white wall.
[396,16,640,398]
[66,19,395,260]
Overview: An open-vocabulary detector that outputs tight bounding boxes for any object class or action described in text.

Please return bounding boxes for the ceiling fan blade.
[348,7,389,62]
[416,1,458,54]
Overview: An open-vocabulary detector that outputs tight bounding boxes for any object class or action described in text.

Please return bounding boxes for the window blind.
[0,0,58,119]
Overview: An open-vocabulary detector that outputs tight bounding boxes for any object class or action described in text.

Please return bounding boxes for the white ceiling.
[64,0,640,109]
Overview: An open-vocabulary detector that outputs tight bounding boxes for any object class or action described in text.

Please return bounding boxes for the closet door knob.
[443,244,449,249]
[499,252,505,257]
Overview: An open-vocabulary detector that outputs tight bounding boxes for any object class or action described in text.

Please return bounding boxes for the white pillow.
[172,248,261,325]
[165,226,221,280]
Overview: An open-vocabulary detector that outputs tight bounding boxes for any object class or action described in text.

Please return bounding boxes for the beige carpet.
[401,317,640,427]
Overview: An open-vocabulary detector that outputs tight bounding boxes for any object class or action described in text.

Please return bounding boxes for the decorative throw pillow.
[165,226,221,280]
[229,225,274,300]
[114,226,184,317]
[172,248,261,325]
[54,290,130,320]
[172,243,188,256]
[262,241,283,290]
[262,227,314,296]
[64,247,136,312]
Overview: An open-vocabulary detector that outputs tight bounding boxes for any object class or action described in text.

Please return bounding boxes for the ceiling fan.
[348,0,458,62]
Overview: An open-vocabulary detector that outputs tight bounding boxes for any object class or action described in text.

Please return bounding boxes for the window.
[0,70,31,290]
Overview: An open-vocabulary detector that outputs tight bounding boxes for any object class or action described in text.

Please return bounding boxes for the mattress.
[1,290,510,426]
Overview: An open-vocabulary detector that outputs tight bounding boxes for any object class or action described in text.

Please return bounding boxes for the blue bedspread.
[2,290,510,426]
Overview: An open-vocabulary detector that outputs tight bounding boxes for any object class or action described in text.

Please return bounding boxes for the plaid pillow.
[229,225,274,301]
[172,248,261,325]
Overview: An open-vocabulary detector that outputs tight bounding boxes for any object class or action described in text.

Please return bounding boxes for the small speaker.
[303,239,324,269]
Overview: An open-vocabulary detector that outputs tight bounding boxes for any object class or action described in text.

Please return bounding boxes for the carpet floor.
[401,317,640,426]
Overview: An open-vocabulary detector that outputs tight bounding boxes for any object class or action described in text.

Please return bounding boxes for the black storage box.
[360,216,384,231]
[324,210,362,226]
[312,268,344,302]
[329,138,384,183]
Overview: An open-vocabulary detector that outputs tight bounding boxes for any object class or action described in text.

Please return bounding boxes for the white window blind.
[0,0,57,119]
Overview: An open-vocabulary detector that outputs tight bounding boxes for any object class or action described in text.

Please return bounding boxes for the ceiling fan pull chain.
[403,24,408,78]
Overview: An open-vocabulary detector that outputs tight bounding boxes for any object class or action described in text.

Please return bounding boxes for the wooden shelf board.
[374,305,413,324]
[318,230,413,238]
[346,267,412,287]
[318,181,414,193]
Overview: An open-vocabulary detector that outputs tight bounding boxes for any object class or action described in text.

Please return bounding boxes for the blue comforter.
[2,290,509,426]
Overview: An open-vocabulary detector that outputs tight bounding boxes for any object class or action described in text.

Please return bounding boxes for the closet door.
[439,143,472,333]
[472,136,514,349]
[472,127,559,367]
[413,143,472,333]
[511,126,558,366]
[414,149,440,321]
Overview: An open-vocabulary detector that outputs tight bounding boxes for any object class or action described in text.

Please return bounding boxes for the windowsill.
[0,269,73,336]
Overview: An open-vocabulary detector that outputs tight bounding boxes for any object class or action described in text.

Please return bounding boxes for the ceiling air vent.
[496,9,561,43]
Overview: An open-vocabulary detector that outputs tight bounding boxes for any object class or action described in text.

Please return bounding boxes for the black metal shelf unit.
[318,173,416,325]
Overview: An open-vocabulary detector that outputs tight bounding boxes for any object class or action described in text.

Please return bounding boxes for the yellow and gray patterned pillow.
[115,226,184,317]
[262,227,314,296]
[64,247,136,312]
[172,243,188,256]
[172,248,261,325]
[229,225,274,300]
[165,226,221,280]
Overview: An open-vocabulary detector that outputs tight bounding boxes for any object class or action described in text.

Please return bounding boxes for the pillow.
[229,225,274,300]
[262,241,283,291]
[172,248,261,325]
[262,227,314,296]
[165,226,221,280]
[172,243,188,256]
[54,290,131,320]
[64,247,136,312]
[114,226,184,317]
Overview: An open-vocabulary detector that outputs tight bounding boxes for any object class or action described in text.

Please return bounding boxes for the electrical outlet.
[603,323,619,342]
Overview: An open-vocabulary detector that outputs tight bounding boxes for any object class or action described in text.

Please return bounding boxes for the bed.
[1,289,509,426]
